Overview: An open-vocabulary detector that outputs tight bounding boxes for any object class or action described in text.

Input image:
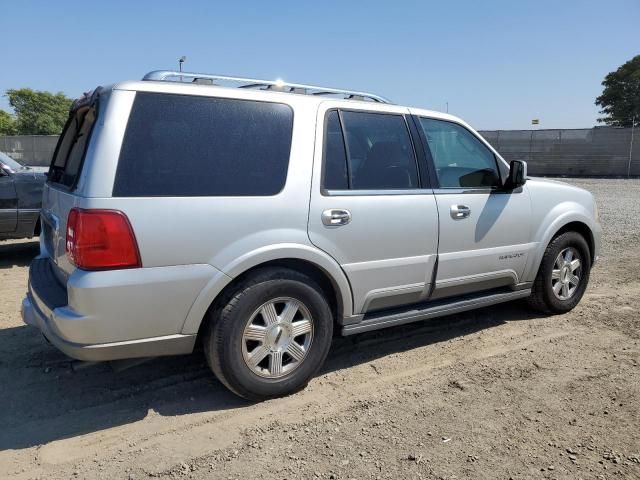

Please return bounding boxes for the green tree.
[0,109,16,135]
[6,88,73,135]
[596,55,640,127]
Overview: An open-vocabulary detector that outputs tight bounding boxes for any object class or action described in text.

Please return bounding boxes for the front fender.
[180,243,354,335]
[523,202,597,282]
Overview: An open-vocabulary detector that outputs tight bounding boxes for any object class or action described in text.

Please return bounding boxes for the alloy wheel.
[551,247,582,300]
[241,297,314,378]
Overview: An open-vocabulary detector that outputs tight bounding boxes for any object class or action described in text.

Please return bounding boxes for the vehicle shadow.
[0,240,39,269]
[0,300,542,451]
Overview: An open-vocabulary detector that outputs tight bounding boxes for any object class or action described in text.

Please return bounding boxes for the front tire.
[528,231,591,314]
[203,268,333,401]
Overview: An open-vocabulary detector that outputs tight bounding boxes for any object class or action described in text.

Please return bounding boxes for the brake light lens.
[66,208,141,270]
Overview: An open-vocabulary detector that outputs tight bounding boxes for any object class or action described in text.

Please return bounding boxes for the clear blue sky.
[1,0,638,130]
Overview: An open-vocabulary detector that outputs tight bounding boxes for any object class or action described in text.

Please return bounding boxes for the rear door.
[308,103,439,315]
[413,114,534,298]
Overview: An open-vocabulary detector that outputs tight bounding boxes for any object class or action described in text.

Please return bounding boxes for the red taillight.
[66,208,141,270]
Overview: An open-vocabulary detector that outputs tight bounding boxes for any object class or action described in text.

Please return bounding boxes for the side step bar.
[342,288,531,335]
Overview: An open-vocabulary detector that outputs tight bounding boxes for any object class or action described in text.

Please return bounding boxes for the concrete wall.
[2,126,639,176]
[479,127,639,177]
[1,135,58,166]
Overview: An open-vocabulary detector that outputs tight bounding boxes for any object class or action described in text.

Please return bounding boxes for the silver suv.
[22,70,602,400]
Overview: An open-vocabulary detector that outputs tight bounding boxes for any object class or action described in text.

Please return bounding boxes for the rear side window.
[323,110,419,191]
[113,93,293,197]
[48,104,97,188]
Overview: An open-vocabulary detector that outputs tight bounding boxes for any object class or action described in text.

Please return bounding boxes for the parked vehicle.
[0,151,46,240]
[22,71,602,400]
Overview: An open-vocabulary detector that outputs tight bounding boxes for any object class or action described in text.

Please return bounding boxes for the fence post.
[629,116,636,178]
[32,136,37,165]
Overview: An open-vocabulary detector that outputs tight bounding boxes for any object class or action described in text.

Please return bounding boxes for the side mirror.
[504,160,527,190]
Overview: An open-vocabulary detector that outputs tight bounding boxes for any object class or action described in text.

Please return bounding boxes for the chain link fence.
[1,126,639,176]
[479,127,639,177]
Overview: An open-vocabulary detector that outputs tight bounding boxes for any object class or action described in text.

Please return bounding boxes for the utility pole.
[629,114,637,178]
[446,102,449,113]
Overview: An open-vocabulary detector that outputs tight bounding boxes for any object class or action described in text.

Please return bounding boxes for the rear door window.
[322,111,349,190]
[48,104,97,188]
[113,93,294,197]
[322,110,419,191]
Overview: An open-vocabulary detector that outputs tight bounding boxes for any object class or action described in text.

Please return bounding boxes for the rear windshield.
[113,92,293,197]
[48,104,97,188]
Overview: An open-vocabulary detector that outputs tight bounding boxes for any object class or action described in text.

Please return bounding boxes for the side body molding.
[181,243,354,334]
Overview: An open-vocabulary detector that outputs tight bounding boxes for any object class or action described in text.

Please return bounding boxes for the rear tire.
[203,268,333,401]
[527,231,591,314]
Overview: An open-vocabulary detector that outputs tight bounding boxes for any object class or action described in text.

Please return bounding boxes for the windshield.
[0,151,27,172]
[0,152,27,172]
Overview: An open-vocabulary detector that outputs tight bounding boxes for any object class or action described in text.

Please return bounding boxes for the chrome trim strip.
[432,187,500,195]
[322,188,433,196]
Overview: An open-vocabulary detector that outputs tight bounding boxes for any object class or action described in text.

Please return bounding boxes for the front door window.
[418,118,501,189]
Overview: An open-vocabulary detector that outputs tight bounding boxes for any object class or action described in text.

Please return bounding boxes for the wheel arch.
[181,244,354,336]
[552,221,595,263]
[525,208,597,282]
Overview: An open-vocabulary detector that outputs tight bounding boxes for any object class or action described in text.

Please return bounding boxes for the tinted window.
[323,111,348,190]
[48,104,97,188]
[323,110,419,190]
[114,93,293,197]
[419,118,500,188]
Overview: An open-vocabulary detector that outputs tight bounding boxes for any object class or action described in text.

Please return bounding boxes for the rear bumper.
[21,257,201,362]
[21,293,195,361]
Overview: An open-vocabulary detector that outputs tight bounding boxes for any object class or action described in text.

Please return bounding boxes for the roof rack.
[142,70,392,104]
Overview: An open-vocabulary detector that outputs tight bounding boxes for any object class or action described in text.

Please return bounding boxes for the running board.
[342,288,531,335]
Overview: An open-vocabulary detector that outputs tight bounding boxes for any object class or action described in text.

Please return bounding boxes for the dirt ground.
[1,178,639,480]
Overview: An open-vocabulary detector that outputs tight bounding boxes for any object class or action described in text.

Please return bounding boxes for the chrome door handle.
[322,209,352,226]
[450,204,471,219]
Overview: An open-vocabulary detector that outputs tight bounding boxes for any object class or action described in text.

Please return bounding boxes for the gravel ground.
[564,178,640,258]
[0,178,638,480]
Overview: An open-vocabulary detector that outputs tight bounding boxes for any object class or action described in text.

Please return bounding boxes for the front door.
[0,170,17,233]
[308,104,439,315]
[414,115,534,298]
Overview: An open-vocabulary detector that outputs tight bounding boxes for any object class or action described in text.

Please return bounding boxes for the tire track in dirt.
[5,314,586,477]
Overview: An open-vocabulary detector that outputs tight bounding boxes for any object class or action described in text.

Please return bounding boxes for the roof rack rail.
[142,70,392,104]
